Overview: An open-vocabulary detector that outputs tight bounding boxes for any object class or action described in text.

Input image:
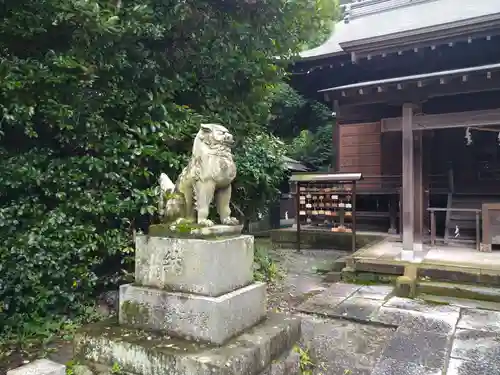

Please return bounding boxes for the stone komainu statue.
[158,123,239,227]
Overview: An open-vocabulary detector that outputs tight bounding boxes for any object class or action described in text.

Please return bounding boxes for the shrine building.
[290,0,500,259]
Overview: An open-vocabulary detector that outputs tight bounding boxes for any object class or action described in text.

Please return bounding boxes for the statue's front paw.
[222,217,240,226]
[198,219,215,227]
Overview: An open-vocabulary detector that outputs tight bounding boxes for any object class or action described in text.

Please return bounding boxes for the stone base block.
[74,313,301,375]
[7,359,65,375]
[480,243,492,252]
[119,282,266,345]
[135,234,254,296]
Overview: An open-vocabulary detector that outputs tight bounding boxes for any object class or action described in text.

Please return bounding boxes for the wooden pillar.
[413,131,423,250]
[402,103,414,256]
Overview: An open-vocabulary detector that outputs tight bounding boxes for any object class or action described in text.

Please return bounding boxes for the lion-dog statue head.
[192,123,237,186]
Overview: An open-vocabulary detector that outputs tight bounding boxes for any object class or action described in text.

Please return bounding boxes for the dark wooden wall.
[338,122,382,177]
[381,132,402,176]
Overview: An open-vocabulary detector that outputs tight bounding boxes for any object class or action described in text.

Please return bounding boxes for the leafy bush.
[234,133,287,221]
[253,244,281,283]
[0,0,332,335]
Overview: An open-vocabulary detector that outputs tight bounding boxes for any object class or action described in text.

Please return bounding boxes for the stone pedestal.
[135,235,254,296]
[119,282,266,345]
[74,230,300,375]
[125,234,266,344]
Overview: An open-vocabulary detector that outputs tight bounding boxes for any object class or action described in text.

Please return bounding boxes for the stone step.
[354,260,405,275]
[418,293,500,311]
[417,281,500,303]
[74,314,301,375]
[444,238,477,246]
[417,266,500,286]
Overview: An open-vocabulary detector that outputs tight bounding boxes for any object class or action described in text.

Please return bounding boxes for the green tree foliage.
[289,123,335,170]
[301,0,340,49]
[0,0,330,334]
[268,83,335,169]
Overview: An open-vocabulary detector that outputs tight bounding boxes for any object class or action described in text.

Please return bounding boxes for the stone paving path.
[294,282,500,375]
[266,248,347,312]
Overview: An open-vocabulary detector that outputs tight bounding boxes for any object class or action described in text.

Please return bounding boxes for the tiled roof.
[299,0,500,61]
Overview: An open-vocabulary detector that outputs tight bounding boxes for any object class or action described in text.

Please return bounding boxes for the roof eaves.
[318,62,500,93]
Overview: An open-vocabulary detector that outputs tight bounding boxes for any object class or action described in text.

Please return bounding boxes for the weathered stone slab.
[383,297,460,316]
[371,358,442,375]
[299,314,394,374]
[135,235,254,296]
[451,329,500,362]
[258,349,300,375]
[352,285,394,300]
[331,297,384,322]
[75,314,301,375]
[373,307,458,335]
[456,308,500,333]
[7,359,66,375]
[380,328,449,370]
[72,365,94,375]
[295,283,360,315]
[119,282,266,345]
[310,352,374,375]
[446,358,500,375]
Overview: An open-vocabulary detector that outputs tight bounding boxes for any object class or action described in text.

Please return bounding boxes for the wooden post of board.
[401,103,415,259]
[296,181,301,252]
[352,181,357,252]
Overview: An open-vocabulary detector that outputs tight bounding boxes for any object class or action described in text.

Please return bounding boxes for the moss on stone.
[120,301,151,325]
[395,276,416,298]
[148,222,242,240]
[149,221,202,237]
[341,267,397,286]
